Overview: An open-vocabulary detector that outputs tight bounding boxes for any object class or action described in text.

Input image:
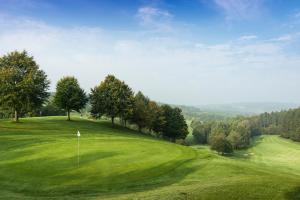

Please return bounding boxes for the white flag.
[77,131,80,137]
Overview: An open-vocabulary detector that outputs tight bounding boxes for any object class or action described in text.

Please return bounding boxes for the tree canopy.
[0,51,50,121]
[210,135,233,155]
[90,75,134,125]
[161,105,189,141]
[54,76,88,120]
[90,75,188,141]
[131,91,151,132]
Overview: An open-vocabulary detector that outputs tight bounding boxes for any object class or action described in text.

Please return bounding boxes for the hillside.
[0,117,299,199]
[197,102,300,115]
[170,103,300,122]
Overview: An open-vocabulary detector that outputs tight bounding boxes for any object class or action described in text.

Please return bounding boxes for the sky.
[0,0,300,105]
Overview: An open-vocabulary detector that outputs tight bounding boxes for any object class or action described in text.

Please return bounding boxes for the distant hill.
[170,102,300,122]
[197,102,300,115]
[173,105,236,122]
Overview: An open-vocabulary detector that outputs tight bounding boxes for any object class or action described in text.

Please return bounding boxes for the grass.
[0,116,300,199]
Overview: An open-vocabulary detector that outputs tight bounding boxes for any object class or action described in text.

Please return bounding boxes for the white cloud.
[213,0,264,20]
[269,33,300,42]
[1,15,300,104]
[271,34,293,42]
[238,35,257,41]
[136,6,173,31]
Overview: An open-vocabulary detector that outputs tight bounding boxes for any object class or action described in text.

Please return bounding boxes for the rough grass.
[0,117,299,200]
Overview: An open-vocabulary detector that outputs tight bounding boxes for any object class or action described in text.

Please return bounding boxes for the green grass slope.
[0,117,299,200]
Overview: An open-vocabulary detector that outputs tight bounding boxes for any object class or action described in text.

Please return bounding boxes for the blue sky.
[1,0,300,105]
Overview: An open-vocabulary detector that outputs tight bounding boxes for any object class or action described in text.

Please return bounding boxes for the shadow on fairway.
[230,136,264,160]
[0,149,197,199]
[47,157,197,198]
[285,186,300,200]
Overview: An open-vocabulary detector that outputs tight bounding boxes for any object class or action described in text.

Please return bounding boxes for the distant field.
[0,117,299,199]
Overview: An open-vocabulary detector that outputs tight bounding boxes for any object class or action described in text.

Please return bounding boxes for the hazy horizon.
[1,0,300,105]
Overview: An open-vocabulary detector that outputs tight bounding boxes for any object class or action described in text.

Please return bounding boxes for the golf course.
[0,116,299,200]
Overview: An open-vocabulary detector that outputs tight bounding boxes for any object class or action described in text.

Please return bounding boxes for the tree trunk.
[138,126,142,133]
[124,120,127,127]
[111,117,114,125]
[67,110,70,121]
[14,110,19,122]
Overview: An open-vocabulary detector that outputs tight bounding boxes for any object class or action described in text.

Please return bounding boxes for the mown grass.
[0,116,299,200]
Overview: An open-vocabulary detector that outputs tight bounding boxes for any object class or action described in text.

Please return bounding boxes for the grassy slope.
[0,117,299,200]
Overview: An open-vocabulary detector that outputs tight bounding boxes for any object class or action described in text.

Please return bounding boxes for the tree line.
[0,51,188,142]
[192,107,300,154]
[255,109,300,142]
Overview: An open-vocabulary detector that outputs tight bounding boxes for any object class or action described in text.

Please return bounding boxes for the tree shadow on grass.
[285,186,300,200]
[45,157,198,199]
[0,137,55,152]
[0,149,197,199]
[230,136,264,160]
[0,151,119,196]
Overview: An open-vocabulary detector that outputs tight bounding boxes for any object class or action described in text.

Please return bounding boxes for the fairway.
[0,117,300,200]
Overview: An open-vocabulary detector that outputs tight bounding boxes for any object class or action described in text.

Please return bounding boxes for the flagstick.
[77,135,80,167]
[77,130,80,168]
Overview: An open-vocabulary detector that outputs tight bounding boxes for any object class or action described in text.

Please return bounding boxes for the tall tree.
[90,75,119,124]
[208,122,230,144]
[148,101,165,135]
[118,81,135,127]
[131,91,150,132]
[0,51,50,122]
[227,130,243,150]
[210,134,233,155]
[192,122,212,144]
[90,82,106,119]
[90,75,134,125]
[161,105,188,141]
[54,77,88,121]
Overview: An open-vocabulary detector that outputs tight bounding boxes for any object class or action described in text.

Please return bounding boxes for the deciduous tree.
[131,91,150,132]
[0,51,50,122]
[148,101,165,135]
[90,75,134,125]
[54,77,87,120]
[161,105,188,141]
[210,134,233,155]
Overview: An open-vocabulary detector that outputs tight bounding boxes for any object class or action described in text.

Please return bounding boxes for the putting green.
[0,117,299,200]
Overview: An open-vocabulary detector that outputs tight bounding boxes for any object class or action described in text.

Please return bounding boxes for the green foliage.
[161,105,189,140]
[0,106,12,119]
[131,91,151,131]
[39,94,65,116]
[230,120,251,148]
[90,75,134,125]
[54,76,88,120]
[192,119,255,151]
[275,108,300,141]
[192,122,211,144]
[90,75,188,141]
[0,51,50,121]
[244,108,300,142]
[227,130,243,149]
[118,81,135,126]
[148,101,166,134]
[208,122,229,144]
[40,102,65,117]
[210,134,233,154]
[193,106,300,150]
